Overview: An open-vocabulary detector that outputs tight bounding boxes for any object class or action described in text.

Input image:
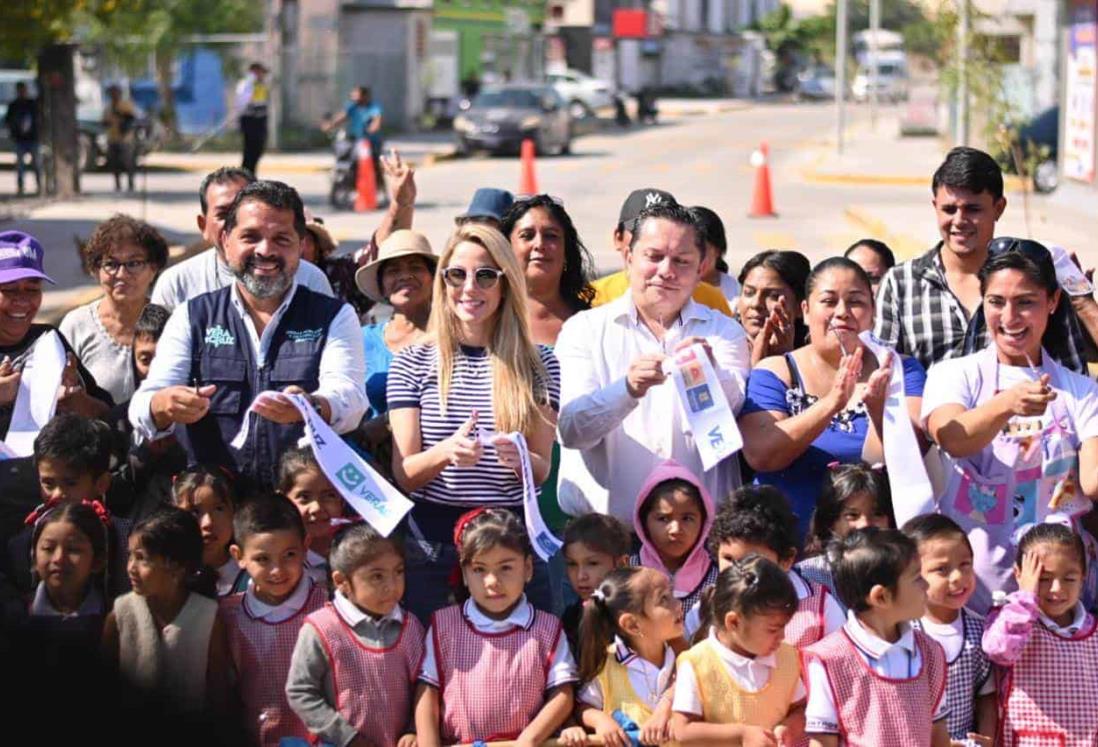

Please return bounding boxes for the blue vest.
[181,285,343,488]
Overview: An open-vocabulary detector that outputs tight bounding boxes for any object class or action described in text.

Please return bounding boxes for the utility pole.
[869,0,880,129]
[266,0,283,150]
[835,0,848,153]
[955,0,969,146]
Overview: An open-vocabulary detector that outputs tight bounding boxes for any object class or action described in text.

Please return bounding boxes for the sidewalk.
[801,113,1098,261]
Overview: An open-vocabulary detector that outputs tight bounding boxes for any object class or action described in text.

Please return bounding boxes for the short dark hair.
[79,214,169,276]
[233,494,307,546]
[132,506,216,597]
[628,202,705,255]
[134,303,171,342]
[1016,522,1087,571]
[709,485,800,562]
[830,527,917,612]
[563,513,631,558]
[198,167,254,215]
[737,250,812,303]
[932,146,1004,201]
[329,523,404,577]
[33,414,112,476]
[844,239,896,271]
[277,445,320,493]
[172,464,236,510]
[222,180,307,239]
[902,513,973,556]
[689,206,728,256]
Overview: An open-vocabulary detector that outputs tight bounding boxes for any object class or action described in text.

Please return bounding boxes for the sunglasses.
[987,237,1051,263]
[441,266,505,289]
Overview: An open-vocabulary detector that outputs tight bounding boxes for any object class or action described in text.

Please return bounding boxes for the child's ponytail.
[577,566,646,683]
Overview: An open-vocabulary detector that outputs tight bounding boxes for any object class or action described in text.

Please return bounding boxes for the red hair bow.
[85,499,111,526]
[452,507,488,552]
[23,497,62,527]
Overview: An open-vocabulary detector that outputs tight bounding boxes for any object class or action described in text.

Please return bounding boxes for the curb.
[843,205,928,261]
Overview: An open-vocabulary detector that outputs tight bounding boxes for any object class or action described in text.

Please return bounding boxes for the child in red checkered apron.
[280,446,348,589]
[414,507,578,746]
[287,522,425,747]
[559,566,683,746]
[802,528,949,747]
[221,495,327,747]
[670,555,807,745]
[903,514,996,746]
[982,522,1098,746]
[687,486,844,649]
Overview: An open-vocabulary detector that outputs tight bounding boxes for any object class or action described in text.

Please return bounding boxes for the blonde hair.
[429,224,550,436]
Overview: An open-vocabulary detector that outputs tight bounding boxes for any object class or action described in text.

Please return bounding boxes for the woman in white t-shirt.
[922,239,1098,614]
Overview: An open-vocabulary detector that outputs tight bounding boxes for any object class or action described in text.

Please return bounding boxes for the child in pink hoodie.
[629,459,718,615]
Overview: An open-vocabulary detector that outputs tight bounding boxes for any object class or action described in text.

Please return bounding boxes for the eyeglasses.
[987,237,1051,264]
[441,266,505,290]
[98,259,150,275]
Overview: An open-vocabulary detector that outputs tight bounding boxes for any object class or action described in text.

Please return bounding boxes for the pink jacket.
[982,590,1041,666]
[632,459,716,598]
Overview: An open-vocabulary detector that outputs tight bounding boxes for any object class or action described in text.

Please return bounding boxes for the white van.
[852,58,909,103]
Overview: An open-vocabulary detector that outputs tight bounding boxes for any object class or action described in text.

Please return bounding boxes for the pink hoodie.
[632,459,717,599]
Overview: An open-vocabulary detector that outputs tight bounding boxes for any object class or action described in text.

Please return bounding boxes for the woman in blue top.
[354,229,435,457]
[738,257,927,542]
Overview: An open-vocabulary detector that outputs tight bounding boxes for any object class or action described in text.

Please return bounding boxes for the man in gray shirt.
[151,166,333,310]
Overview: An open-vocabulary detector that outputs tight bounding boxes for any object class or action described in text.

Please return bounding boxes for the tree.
[80,0,262,137]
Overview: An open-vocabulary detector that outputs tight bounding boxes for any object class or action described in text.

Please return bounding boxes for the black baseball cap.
[618,188,677,227]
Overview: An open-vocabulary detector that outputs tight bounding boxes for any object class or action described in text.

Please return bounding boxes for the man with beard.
[151,166,333,312]
[129,181,367,490]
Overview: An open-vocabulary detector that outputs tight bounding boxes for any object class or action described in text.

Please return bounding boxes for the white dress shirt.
[805,612,948,734]
[150,247,333,312]
[130,280,367,441]
[556,293,750,522]
[673,629,807,716]
[242,574,315,623]
[418,596,577,689]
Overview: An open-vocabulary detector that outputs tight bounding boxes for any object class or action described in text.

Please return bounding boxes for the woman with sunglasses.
[923,240,1098,614]
[387,224,560,619]
[60,214,168,402]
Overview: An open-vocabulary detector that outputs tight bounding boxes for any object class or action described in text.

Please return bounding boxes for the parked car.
[546,68,617,120]
[794,66,837,101]
[998,106,1060,193]
[453,84,572,156]
[851,60,909,103]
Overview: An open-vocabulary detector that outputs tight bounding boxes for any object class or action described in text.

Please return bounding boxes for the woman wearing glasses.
[387,224,560,619]
[923,239,1098,614]
[60,214,168,402]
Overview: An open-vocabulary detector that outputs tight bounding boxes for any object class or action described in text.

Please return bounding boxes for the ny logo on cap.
[645,192,664,208]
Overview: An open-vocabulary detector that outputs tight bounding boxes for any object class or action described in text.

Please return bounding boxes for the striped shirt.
[387,342,560,541]
[874,244,1089,373]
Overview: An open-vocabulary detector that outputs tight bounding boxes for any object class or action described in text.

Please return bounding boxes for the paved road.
[0,100,970,312]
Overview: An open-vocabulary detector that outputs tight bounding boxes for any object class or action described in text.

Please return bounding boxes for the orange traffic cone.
[519,138,538,194]
[354,139,378,212]
[748,142,776,218]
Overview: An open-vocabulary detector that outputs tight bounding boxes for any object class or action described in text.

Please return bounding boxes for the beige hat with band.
[354,229,437,303]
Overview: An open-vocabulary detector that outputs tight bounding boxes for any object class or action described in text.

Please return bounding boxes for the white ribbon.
[858,331,935,525]
[479,429,562,562]
[4,331,67,457]
[231,391,413,537]
[661,342,742,471]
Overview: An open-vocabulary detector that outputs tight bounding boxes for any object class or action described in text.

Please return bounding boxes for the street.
[4,98,1097,319]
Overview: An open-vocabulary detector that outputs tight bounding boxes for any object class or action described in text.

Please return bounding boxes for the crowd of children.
[5,397,1098,744]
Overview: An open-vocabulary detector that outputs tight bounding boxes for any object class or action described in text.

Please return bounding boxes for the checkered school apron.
[912,608,992,742]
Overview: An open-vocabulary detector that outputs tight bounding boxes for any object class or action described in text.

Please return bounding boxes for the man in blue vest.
[129,180,367,490]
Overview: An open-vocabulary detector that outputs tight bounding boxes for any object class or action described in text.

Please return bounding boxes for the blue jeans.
[403,537,555,625]
[13,141,39,193]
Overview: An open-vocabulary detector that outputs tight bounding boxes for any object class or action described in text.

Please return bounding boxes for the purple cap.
[0,231,55,285]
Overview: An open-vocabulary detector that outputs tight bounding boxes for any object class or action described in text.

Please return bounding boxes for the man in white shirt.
[151,166,334,311]
[556,202,750,523]
[130,180,367,489]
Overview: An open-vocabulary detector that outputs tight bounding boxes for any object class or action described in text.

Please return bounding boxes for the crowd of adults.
[2,142,1097,626]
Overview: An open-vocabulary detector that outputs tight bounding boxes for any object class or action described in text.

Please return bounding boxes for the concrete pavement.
[4,99,1097,324]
